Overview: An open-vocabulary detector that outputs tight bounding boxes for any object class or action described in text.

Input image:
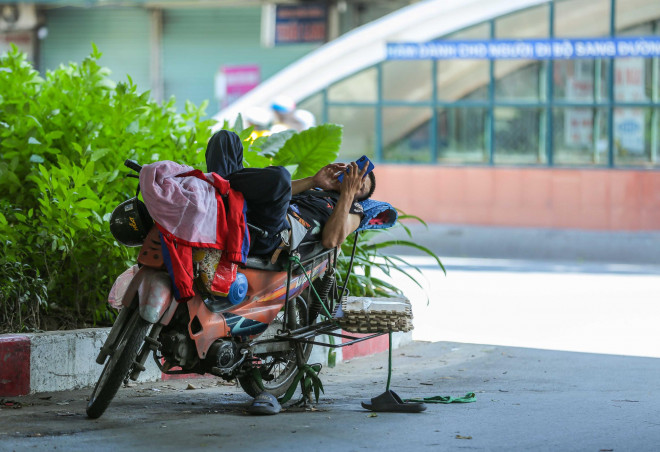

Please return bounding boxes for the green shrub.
[0,258,48,333]
[0,44,215,330]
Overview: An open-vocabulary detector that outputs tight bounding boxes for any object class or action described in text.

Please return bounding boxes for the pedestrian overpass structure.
[215,0,660,231]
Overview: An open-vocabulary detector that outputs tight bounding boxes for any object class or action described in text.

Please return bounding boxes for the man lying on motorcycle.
[205,130,376,257]
[203,130,378,414]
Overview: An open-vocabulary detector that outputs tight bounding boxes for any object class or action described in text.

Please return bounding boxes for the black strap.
[298,189,340,201]
[293,189,364,218]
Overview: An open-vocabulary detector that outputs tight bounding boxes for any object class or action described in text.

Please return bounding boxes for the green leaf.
[243,149,273,169]
[273,124,342,179]
[90,147,112,162]
[398,213,428,228]
[257,130,296,157]
[38,164,49,180]
[125,121,139,134]
[279,367,305,404]
[91,42,102,59]
[368,240,445,274]
[76,199,98,210]
[238,125,255,142]
[26,115,44,131]
[245,368,265,391]
[232,113,244,133]
[46,131,64,141]
[246,135,269,153]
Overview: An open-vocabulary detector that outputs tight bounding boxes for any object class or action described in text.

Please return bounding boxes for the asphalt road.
[2,257,659,451]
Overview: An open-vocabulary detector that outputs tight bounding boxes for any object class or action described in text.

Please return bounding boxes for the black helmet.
[109,197,154,247]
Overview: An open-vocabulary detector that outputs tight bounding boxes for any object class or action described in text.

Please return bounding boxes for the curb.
[0,328,411,396]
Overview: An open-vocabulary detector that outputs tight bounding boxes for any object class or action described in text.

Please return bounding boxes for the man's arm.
[321,162,366,249]
[291,176,315,195]
[291,163,347,195]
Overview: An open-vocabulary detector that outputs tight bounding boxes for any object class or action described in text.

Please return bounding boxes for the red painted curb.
[342,331,390,361]
[0,335,31,397]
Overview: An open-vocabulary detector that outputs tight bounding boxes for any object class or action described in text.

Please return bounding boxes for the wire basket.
[336,296,413,334]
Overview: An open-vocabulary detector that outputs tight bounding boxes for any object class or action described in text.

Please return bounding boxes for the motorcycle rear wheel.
[238,295,313,398]
[86,309,151,419]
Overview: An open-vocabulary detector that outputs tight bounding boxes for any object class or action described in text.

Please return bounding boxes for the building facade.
[3,0,660,231]
[288,0,660,230]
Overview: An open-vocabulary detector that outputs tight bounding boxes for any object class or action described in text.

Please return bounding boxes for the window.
[437,23,490,102]
[614,108,658,166]
[437,59,489,102]
[614,58,654,104]
[383,60,432,102]
[382,107,432,163]
[553,108,608,165]
[616,0,659,33]
[554,60,610,102]
[494,62,543,102]
[437,107,488,164]
[298,93,324,125]
[496,5,549,39]
[319,3,660,168]
[555,0,611,37]
[328,106,376,161]
[328,67,377,102]
[494,108,546,164]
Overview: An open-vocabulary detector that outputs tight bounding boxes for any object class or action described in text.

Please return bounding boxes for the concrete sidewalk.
[378,223,660,265]
[1,340,659,451]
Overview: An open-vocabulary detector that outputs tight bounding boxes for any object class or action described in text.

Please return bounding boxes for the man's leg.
[227,166,291,254]
[205,130,244,177]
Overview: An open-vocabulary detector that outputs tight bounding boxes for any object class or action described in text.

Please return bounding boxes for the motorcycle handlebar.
[247,223,268,239]
[124,159,142,174]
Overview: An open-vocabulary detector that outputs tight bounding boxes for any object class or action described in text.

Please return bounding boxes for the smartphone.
[338,155,375,182]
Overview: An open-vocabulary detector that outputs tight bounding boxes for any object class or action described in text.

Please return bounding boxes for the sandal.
[361,390,427,413]
[248,391,281,415]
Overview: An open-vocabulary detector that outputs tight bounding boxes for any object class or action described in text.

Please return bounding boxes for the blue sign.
[386,37,660,60]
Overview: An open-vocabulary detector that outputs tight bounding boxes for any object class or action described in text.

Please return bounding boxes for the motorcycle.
[86,160,380,419]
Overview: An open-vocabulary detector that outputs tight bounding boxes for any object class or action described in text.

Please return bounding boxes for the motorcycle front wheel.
[86,309,151,419]
[238,295,313,398]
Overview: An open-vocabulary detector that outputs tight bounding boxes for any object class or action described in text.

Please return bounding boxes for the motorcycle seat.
[244,239,329,272]
[243,199,397,272]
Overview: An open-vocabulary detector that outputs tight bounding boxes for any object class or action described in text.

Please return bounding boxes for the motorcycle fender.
[98,268,146,363]
[136,267,176,324]
[186,295,230,359]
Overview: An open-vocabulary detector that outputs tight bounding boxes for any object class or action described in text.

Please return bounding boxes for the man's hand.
[311,163,347,191]
[320,161,366,249]
[339,161,368,200]
[292,163,345,195]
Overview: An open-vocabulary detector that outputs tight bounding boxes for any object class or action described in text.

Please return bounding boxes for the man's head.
[356,171,376,202]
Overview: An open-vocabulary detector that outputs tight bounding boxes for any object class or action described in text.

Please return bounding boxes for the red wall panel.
[374,165,660,231]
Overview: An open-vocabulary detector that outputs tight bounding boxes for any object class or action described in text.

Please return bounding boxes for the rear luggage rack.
[252,319,386,349]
